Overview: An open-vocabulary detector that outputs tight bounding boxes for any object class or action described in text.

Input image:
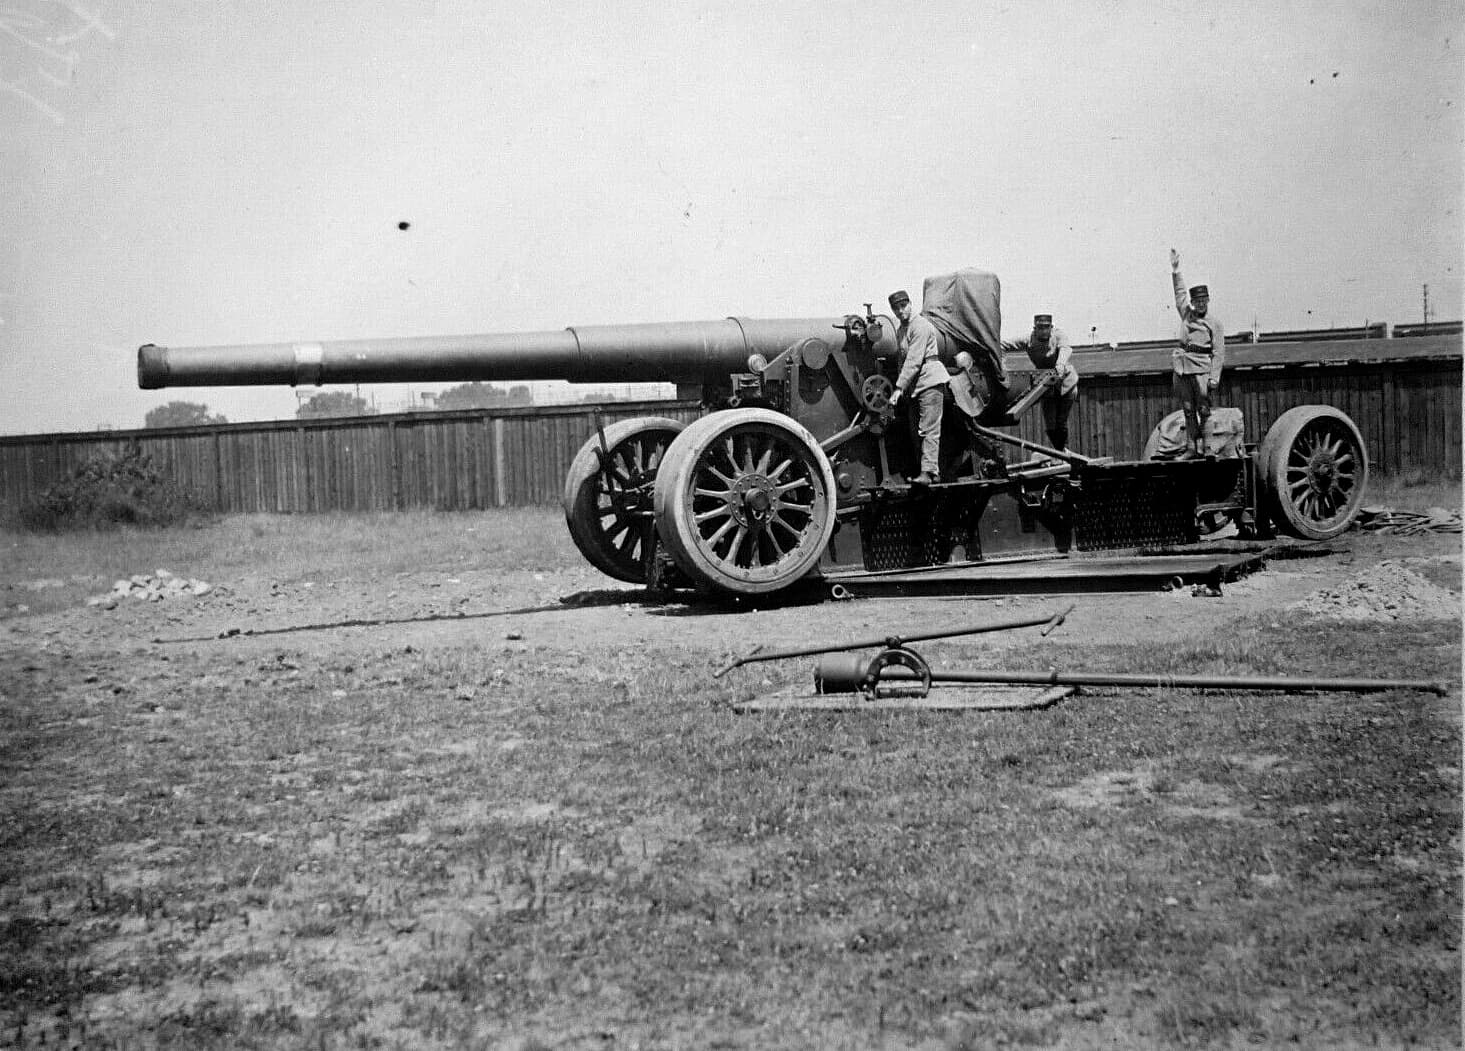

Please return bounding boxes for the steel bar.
[711,606,1072,678]
[965,424,1099,467]
[894,667,1447,695]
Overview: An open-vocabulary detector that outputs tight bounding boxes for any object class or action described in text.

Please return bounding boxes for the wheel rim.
[1262,407,1369,540]
[593,433,668,564]
[690,424,823,571]
[656,410,836,593]
[1280,419,1364,529]
[563,418,683,583]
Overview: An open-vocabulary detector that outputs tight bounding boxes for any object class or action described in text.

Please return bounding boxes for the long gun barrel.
[138,317,860,389]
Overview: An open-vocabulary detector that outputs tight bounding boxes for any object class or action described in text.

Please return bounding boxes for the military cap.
[1033,314,1053,326]
[1189,285,1209,298]
[888,290,911,309]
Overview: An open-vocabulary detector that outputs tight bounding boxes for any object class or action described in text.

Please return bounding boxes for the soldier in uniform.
[1002,313,1079,452]
[1169,248,1225,459]
[886,289,951,486]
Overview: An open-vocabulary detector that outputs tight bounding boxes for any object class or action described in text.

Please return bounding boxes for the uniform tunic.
[895,313,950,477]
[895,313,951,395]
[1006,326,1079,395]
[1003,326,1080,448]
[1172,270,1225,384]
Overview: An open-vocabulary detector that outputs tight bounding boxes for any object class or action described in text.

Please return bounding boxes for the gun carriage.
[138,270,1369,598]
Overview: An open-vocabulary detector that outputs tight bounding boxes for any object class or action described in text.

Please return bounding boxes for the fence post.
[213,430,224,511]
[493,417,507,507]
[389,419,402,510]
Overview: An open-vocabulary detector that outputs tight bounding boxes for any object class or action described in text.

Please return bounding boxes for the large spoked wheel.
[653,408,837,595]
[563,416,685,583]
[1257,406,1369,540]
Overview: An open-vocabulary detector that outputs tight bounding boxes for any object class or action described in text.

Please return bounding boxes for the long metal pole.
[926,668,1447,695]
[712,606,1072,678]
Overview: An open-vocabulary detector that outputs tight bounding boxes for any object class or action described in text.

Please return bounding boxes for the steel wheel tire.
[653,408,837,595]
[1258,406,1369,540]
[563,416,685,583]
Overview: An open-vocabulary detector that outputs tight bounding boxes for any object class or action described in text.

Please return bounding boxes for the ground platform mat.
[733,684,1079,713]
[823,548,1270,598]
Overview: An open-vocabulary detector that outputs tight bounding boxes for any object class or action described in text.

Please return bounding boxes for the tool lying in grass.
[724,598,1447,710]
[711,604,1073,679]
[735,658,1448,712]
[809,659,1449,699]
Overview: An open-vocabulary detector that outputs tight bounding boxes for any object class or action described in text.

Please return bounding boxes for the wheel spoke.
[742,438,759,475]
[704,517,737,550]
[767,457,793,481]
[702,463,736,487]
[693,486,730,500]
[746,530,765,567]
[694,505,734,525]
[727,525,749,562]
[768,513,803,543]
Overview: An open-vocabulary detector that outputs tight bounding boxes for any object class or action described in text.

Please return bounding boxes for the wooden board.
[733,684,1078,713]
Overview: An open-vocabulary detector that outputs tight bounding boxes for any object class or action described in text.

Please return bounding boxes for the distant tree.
[144,401,228,428]
[435,382,534,410]
[296,391,375,419]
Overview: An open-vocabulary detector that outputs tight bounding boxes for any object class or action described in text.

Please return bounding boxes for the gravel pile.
[1287,559,1461,622]
[87,569,212,609]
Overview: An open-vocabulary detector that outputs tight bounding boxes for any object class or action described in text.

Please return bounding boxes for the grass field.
[0,487,1460,1049]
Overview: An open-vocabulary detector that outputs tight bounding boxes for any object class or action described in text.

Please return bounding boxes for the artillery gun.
[138,269,1369,597]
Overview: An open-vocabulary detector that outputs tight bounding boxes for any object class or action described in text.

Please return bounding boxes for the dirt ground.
[8,530,1459,688]
[1,520,1460,1049]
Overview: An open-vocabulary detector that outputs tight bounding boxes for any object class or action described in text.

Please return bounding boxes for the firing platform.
[733,684,1079,713]
[822,546,1275,599]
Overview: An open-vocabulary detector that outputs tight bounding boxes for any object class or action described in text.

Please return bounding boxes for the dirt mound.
[1287,558,1461,622]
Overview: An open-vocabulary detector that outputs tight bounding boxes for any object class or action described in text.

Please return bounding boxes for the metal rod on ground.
[712,604,1073,679]
[850,666,1447,695]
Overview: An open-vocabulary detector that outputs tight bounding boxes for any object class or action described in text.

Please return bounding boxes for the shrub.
[15,444,206,531]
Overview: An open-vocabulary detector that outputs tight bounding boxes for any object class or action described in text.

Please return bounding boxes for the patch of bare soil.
[7,532,1456,675]
[1287,556,1462,622]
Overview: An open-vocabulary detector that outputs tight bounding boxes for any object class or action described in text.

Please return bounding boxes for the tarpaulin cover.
[920,269,1002,360]
[1143,407,1245,459]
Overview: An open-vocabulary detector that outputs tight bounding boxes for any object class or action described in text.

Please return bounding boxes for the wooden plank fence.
[1,335,1459,514]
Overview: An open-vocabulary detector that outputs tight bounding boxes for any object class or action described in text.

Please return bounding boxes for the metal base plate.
[823,549,1266,599]
[732,684,1078,713]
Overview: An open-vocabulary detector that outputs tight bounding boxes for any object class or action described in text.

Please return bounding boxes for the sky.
[1,0,1460,434]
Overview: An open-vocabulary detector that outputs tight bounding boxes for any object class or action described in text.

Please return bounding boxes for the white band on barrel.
[292,343,324,386]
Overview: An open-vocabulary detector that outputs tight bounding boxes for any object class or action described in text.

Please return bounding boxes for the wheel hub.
[1306,451,1336,493]
[730,474,775,525]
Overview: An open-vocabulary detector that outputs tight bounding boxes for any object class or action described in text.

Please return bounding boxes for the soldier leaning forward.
[1002,313,1079,452]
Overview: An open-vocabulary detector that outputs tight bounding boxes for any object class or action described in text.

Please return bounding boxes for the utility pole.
[1422,283,1432,325]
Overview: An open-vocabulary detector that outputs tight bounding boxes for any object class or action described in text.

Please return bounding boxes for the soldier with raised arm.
[1169,249,1225,459]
